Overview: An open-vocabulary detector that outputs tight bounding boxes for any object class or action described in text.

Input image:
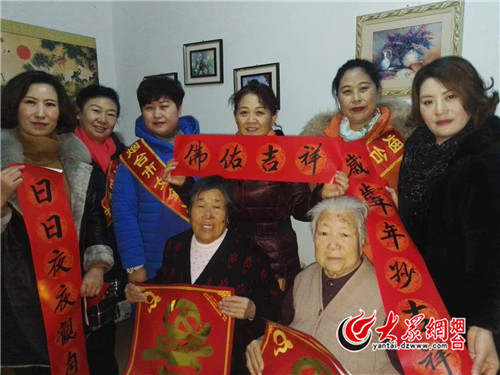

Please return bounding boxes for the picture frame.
[143,72,178,82]
[183,39,223,85]
[0,19,98,99]
[356,0,464,97]
[233,62,280,108]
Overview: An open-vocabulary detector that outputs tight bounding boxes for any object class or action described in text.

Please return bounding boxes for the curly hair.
[1,71,77,133]
[411,56,499,128]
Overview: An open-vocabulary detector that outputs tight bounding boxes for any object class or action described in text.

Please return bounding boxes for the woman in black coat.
[398,56,500,375]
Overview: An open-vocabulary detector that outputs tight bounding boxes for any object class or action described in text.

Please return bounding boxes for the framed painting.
[356,1,464,97]
[143,72,178,82]
[0,19,98,98]
[233,62,280,108]
[183,39,223,85]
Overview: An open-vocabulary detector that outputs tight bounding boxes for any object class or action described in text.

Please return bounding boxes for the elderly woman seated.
[246,196,401,375]
[125,175,282,374]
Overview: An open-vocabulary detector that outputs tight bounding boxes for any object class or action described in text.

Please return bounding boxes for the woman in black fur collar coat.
[398,56,500,375]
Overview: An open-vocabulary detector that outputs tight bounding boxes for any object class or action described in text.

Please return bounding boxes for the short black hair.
[1,70,76,133]
[229,80,278,115]
[137,76,185,109]
[76,84,121,117]
[331,59,381,98]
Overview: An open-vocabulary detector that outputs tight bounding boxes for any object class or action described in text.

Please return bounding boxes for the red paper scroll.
[343,140,473,374]
[124,284,235,375]
[120,138,189,222]
[15,164,89,375]
[173,135,344,184]
[260,321,349,375]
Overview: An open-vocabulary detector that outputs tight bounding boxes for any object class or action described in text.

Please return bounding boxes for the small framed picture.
[183,39,223,85]
[233,62,280,108]
[143,72,178,82]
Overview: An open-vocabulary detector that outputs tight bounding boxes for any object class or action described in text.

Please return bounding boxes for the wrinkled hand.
[81,267,104,297]
[128,266,147,283]
[468,326,499,375]
[246,338,264,375]
[321,171,349,199]
[219,296,256,320]
[161,159,186,187]
[124,283,147,304]
[385,186,399,208]
[1,166,25,213]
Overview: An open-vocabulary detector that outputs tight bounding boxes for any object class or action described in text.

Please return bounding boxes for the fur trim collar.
[300,99,414,140]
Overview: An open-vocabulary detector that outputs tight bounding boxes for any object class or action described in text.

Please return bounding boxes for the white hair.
[309,196,369,250]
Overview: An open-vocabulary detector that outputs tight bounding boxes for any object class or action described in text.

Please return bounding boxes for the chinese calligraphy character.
[30,178,52,204]
[389,260,416,289]
[345,153,369,177]
[382,134,404,154]
[369,146,387,164]
[417,350,453,375]
[401,314,424,341]
[65,351,78,375]
[368,196,393,216]
[297,144,322,175]
[184,141,209,171]
[220,144,244,170]
[54,284,75,313]
[260,145,280,172]
[402,300,429,331]
[47,249,71,277]
[142,161,157,178]
[379,221,406,250]
[41,215,63,239]
[375,310,399,342]
[56,317,76,346]
[133,152,148,168]
[359,183,377,201]
[126,142,141,158]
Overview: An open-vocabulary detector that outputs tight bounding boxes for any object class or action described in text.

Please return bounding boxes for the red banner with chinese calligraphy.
[124,284,235,375]
[15,164,90,375]
[120,139,189,222]
[173,135,345,183]
[343,141,473,374]
[260,321,349,375]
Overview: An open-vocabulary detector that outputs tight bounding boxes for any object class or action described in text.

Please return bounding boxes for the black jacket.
[1,129,113,368]
[399,116,500,336]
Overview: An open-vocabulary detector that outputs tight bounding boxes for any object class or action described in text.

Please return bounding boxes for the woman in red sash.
[398,56,500,375]
[74,84,127,375]
[165,81,348,292]
[300,59,412,190]
[1,71,114,374]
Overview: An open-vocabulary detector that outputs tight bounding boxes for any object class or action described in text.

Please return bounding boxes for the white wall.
[3,0,499,266]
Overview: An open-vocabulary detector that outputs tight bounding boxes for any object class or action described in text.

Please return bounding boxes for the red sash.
[260,321,349,374]
[344,140,473,374]
[101,157,121,227]
[15,164,90,375]
[365,129,404,179]
[124,284,234,374]
[120,139,189,222]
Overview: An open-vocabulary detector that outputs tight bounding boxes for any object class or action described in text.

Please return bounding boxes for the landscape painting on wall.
[1,19,98,98]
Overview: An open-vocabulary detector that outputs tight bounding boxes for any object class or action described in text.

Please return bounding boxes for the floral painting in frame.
[356,1,464,97]
[1,19,98,99]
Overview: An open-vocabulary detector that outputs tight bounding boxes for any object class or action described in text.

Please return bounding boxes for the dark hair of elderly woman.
[398,56,500,375]
[246,196,402,375]
[125,175,282,374]
[229,80,278,116]
[1,70,113,373]
[76,84,121,118]
[1,70,76,133]
[331,58,382,99]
